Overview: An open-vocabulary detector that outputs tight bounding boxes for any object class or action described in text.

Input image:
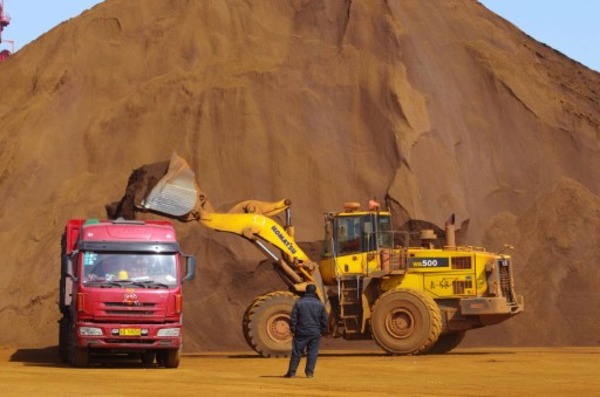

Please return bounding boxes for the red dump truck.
[58,219,196,368]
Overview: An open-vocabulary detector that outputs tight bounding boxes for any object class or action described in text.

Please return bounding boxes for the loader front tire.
[243,291,297,358]
[371,288,442,355]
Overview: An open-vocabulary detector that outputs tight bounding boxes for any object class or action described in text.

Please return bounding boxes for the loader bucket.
[141,153,199,217]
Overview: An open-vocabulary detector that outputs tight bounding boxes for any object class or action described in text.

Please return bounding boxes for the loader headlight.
[79,327,103,336]
[157,328,180,337]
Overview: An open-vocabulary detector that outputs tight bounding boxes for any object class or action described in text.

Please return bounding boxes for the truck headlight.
[79,327,103,336]
[157,328,180,337]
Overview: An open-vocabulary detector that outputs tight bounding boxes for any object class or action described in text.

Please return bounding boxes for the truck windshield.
[82,252,178,287]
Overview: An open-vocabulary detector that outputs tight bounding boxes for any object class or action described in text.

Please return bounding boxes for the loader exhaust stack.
[445,213,456,248]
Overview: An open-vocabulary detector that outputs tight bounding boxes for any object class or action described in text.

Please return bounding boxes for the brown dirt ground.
[2,347,599,397]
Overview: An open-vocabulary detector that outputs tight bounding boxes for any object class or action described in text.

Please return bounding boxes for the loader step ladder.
[338,276,363,335]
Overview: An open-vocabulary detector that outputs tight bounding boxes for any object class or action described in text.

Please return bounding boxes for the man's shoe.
[283,373,295,378]
[305,373,314,378]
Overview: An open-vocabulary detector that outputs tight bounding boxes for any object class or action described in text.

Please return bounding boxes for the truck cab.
[58,219,196,367]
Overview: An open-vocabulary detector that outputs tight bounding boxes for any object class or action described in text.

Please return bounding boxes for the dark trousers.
[286,334,321,376]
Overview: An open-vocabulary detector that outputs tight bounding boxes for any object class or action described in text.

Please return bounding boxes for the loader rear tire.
[371,288,442,355]
[243,291,297,358]
[426,331,466,354]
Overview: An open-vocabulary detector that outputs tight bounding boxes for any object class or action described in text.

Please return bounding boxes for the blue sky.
[480,0,600,72]
[0,0,101,52]
[1,0,598,72]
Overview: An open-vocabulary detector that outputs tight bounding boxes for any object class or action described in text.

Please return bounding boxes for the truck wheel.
[67,328,89,367]
[140,350,156,365]
[426,331,466,354]
[371,288,442,355]
[58,317,69,364]
[71,347,89,367]
[243,291,297,357]
[158,348,180,368]
[156,350,165,367]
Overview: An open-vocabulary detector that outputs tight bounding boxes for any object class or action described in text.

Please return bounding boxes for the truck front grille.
[103,302,157,316]
[105,339,156,345]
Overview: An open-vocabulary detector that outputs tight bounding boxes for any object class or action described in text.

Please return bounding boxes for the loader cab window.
[336,217,360,254]
[377,215,393,248]
[335,215,377,255]
[333,214,394,255]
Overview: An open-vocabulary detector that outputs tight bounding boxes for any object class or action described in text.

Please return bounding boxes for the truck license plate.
[119,328,141,336]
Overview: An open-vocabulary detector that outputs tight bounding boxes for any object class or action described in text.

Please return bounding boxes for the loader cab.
[332,213,393,255]
[320,205,394,284]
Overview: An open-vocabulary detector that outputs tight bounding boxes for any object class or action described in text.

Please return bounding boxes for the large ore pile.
[0,0,598,351]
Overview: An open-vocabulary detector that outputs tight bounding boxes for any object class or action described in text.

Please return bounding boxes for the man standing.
[284,284,328,378]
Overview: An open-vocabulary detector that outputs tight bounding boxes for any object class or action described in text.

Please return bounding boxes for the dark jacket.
[290,292,328,337]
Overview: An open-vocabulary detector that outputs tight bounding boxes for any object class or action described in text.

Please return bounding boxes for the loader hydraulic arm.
[132,153,318,287]
[199,212,310,262]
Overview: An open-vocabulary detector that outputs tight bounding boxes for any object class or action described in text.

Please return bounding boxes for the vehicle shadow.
[225,349,513,359]
[10,347,514,367]
[226,351,388,359]
[9,346,63,367]
[9,346,160,369]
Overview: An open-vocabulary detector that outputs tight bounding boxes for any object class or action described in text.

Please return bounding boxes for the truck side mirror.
[182,255,196,283]
[64,252,77,281]
[60,255,77,309]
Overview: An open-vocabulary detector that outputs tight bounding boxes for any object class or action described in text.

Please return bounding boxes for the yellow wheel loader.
[119,153,523,357]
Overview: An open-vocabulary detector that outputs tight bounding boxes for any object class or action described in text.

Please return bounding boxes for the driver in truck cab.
[85,256,128,281]
[102,257,129,280]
